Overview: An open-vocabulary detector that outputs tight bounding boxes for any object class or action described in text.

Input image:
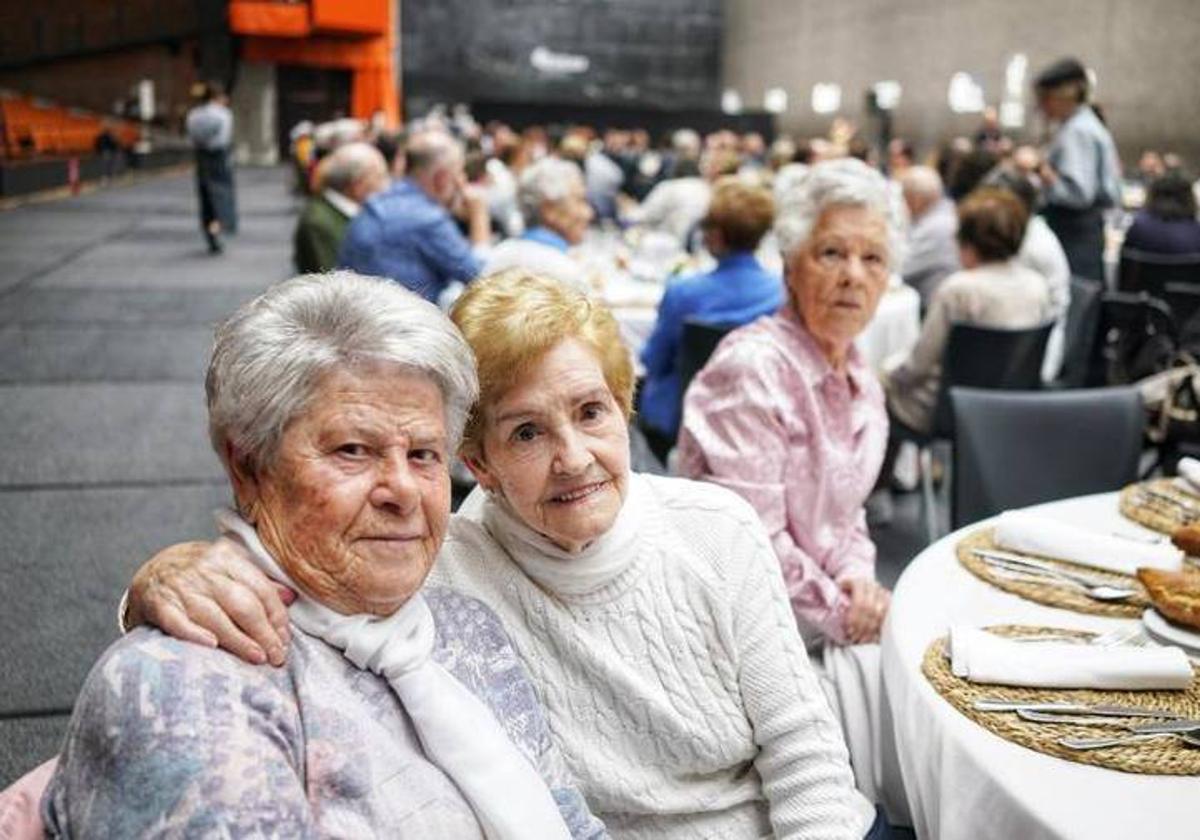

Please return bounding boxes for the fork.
[1003,626,1147,647]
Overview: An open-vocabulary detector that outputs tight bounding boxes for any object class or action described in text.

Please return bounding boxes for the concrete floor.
[0,167,933,788]
[0,167,297,785]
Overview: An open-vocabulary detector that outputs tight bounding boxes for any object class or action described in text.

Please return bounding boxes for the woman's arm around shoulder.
[44,630,314,838]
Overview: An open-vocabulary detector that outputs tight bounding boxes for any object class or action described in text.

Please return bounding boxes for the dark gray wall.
[402,0,721,113]
[722,0,1200,168]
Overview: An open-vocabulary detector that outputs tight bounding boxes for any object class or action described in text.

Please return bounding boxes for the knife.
[1129,719,1200,734]
[973,698,1184,718]
[971,549,1122,587]
[1015,709,1194,727]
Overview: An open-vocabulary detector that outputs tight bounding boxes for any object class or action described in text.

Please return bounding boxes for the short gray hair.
[319,142,386,195]
[517,157,583,226]
[774,158,905,266]
[404,129,460,177]
[206,271,479,476]
[900,165,943,201]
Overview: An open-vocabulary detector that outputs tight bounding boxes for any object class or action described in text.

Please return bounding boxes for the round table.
[881,492,1200,840]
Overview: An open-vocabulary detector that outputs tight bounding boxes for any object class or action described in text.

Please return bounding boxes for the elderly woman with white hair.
[482,156,594,289]
[11,272,604,838]
[677,160,905,807]
[102,267,890,838]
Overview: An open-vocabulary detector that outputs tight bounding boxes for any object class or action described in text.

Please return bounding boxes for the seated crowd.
[4,55,1200,839]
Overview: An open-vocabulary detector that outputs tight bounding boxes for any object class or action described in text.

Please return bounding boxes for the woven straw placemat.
[1119,479,1200,535]
[957,528,1149,618]
[922,625,1200,775]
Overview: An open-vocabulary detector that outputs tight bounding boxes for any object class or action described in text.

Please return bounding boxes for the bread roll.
[1138,567,1200,630]
[1171,524,1200,556]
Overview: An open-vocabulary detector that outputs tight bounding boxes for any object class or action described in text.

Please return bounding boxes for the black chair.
[677,319,739,407]
[1163,282,1200,340]
[1055,276,1104,388]
[951,386,1143,529]
[927,321,1056,437]
[1083,291,1177,386]
[636,318,739,465]
[1117,247,1200,298]
[895,321,1054,540]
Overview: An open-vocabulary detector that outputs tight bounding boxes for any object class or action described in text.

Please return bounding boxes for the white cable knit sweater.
[429,473,875,840]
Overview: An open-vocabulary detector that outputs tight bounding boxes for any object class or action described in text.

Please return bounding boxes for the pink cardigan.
[677,306,888,643]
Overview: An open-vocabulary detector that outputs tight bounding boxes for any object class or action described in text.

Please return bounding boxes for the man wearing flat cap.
[1033,57,1121,281]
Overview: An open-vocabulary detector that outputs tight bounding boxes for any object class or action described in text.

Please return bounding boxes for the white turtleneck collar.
[458,472,647,598]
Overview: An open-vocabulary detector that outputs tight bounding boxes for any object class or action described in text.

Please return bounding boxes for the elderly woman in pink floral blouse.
[676,159,905,806]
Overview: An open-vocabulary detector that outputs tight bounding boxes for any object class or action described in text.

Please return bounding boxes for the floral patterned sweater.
[43,586,607,839]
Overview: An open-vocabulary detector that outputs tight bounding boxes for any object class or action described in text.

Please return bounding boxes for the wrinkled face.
[470,338,630,553]
[542,177,594,245]
[786,204,891,362]
[238,367,451,616]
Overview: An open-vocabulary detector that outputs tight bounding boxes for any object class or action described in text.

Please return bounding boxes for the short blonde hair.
[449,269,634,456]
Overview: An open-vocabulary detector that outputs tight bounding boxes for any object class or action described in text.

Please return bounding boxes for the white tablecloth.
[857,283,920,372]
[881,493,1200,840]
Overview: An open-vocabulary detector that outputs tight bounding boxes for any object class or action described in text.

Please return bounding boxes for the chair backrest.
[930,321,1054,437]
[1085,291,1178,386]
[1163,282,1200,340]
[1118,248,1200,297]
[677,318,739,403]
[951,386,1143,528]
[1057,276,1104,387]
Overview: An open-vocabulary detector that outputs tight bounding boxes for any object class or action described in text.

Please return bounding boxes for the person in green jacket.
[294,142,390,273]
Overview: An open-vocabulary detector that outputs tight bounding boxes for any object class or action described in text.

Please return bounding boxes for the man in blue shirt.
[638,178,783,458]
[339,130,490,303]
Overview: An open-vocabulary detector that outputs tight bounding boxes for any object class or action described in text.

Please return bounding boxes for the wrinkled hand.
[839,577,891,644]
[127,537,295,667]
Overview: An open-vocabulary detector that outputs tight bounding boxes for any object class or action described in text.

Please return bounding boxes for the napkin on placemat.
[993,511,1182,576]
[1178,457,1200,494]
[949,625,1194,690]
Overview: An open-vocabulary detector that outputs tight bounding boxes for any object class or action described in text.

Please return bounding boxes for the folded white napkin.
[993,511,1182,576]
[1178,457,1200,494]
[949,625,1194,690]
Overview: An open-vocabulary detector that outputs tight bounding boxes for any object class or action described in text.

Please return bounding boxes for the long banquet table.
[881,492,1200,840]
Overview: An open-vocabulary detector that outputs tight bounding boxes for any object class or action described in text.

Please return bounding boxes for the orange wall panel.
[229,2,312,38]
[311,0,387,35]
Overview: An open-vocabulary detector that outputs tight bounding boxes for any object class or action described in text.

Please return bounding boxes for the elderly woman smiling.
[34,273,601,838]
[120,270,884,838]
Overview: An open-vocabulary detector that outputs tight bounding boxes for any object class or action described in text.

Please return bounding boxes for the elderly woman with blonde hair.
[112,269,888,838]
[1,272,602,838]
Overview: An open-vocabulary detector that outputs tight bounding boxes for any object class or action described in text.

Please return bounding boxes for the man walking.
[185,81,236,254]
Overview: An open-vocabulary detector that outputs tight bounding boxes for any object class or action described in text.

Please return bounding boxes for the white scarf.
[215,510,571,840]
[468,473,645,597]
